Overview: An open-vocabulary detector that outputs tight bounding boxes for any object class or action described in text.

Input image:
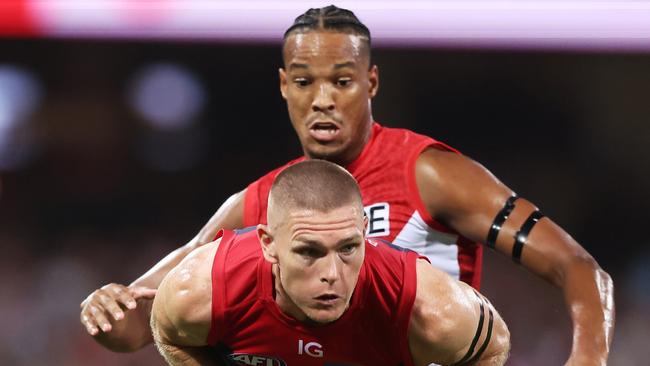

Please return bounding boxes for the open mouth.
[314,293,340,305]
[308,121,341,142]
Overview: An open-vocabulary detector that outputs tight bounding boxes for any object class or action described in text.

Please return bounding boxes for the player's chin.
[305,142,346,161]
[306,306,346,324]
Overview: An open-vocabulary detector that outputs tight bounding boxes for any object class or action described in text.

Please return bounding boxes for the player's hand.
[80,283,157,336]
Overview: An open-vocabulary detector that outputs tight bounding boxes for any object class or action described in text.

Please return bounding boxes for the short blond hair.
[269,160,363,218]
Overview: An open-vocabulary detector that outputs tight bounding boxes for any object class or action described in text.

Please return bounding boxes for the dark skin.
[80,30,614,365]
[416,149,614,365]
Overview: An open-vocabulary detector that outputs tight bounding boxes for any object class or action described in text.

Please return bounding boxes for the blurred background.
[1,1,649,365]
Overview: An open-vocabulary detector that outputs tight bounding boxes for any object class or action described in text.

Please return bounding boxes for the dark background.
[0,38,648,365]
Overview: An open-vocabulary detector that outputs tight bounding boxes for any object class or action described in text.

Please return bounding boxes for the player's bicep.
[151,297,211,365]
[152,334,219,366]
[409,259,510,366]
[151,242,217,346]
[151,307,193,365]
[416,149,587,277]
[415,149,513,244]
[450,283,511,365]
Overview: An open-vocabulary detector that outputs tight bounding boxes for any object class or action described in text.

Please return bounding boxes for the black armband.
[512,210,545,262]
[465,299,494,365]
[452,291,485,366]
[486,194,519,249]
[452,291,494,366]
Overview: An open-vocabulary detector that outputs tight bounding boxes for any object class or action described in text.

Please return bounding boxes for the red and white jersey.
[207,228,419,366]
[244,123,482,288]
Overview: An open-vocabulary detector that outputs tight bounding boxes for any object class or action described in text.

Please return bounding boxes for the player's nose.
[320,254,340,284]
[311,83,335,112]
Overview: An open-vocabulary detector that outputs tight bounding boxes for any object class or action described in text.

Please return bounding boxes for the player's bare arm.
[131,190,245,288]
[151,238,218,365]
[80,190,244,351]
[415,148,615,365]
[409,259,510,365]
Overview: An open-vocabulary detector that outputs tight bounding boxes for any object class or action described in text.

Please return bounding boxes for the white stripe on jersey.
[392,210,461,280]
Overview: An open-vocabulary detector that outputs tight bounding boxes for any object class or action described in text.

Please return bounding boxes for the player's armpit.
[408,259,510,366]
[151,241,219,364]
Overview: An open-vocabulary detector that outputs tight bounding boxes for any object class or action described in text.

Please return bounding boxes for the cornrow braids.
[283,5,371,44]
[283,5,372,65]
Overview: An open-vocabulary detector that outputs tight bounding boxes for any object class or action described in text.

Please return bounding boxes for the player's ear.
[257,224,278,263]
[368,65,379,98]
[279,68,288,100]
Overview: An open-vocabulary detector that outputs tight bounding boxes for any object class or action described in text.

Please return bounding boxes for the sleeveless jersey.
[207,228,419,366]
[244,123,482,288]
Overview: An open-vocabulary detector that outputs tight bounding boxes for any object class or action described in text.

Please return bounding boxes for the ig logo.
[298,339,323,358]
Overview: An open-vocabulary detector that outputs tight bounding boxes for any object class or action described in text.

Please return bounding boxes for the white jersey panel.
[392,210,460,280]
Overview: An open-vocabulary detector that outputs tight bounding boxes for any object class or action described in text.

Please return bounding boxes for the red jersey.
[244,123,482,288]
[207,228,420,366]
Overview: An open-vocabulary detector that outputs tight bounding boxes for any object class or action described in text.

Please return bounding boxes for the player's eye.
[295,247,321,258]
[293,78,310,87]
[337,78,352,87]
[339,243,358,255]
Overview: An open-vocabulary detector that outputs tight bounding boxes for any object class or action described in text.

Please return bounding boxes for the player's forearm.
[130,237,201,289]
[131,191,243,289]
[562,258,614,365]
[510,215,614,363]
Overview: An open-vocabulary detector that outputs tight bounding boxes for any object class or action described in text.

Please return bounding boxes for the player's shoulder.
[365,238,410,264]
[416,146,472,171]
[415,146,500,203]
[167,238,220,293]
[152,238,221,346]
[410,260,508,365]
[364,239,417,291]
[375,123,457,151]
[161,238,221,322]
[411,259,477,343]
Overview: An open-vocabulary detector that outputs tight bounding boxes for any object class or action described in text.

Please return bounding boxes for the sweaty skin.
[258,205,366,325]
[81,29,614,365]
[80,191,244,351]
[414,149,614,365]
[409,260,510,366]
[151,205,510,366]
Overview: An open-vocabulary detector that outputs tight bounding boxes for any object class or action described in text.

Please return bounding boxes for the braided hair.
[283,5,371,64]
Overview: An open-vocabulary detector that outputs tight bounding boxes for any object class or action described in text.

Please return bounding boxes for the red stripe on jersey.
[207,229,230,346]
[458,235,482,289]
